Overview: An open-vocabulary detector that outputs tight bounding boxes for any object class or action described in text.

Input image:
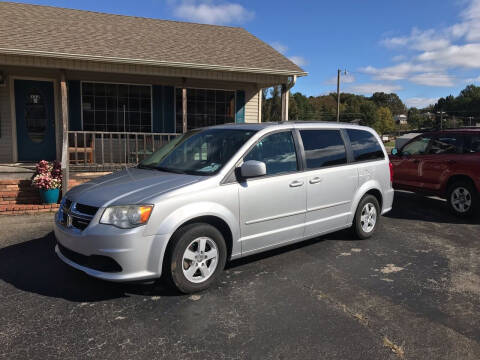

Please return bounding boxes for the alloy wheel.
[182,237,218,283]
[360,202,377,233]
[451,187,472,213]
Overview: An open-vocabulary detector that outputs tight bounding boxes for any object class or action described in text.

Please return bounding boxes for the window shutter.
[67,80,81,131]
[236,90,245,123]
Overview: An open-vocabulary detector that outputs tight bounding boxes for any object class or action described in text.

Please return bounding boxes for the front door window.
[25,90,47,143]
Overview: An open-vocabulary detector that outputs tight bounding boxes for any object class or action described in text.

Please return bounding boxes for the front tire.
[447,180,477,217]
[352,194,380,239]
[166,223,227,294]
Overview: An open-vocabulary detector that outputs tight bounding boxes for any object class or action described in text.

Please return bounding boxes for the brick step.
[0,203,59,215]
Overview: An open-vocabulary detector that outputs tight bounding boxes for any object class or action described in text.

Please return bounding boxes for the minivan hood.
[66,168,204,207]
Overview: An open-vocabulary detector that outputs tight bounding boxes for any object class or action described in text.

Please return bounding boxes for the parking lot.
[0,191,479,359]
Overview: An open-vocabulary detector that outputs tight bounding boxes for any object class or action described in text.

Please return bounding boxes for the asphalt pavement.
[0,191,479,359]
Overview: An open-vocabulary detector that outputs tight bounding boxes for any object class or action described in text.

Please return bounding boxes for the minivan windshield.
[139,128,257,175]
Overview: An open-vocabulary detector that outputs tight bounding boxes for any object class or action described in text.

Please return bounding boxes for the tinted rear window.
[429,134,463,154]
[465,134,480,153]
[300,130,347,169]
[346,129,384,162]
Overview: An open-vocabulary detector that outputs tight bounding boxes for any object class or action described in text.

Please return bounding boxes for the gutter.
[0,48,308,77]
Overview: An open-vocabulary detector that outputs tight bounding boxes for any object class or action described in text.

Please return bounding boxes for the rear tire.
[447,180,477,217]
[352,194,380,240]
[165,223,227,294]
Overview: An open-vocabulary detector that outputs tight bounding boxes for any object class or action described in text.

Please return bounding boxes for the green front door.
[15,79,56,161]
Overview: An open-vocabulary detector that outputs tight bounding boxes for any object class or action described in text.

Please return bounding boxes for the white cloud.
[288,56,307,67]
[271,42,287,54]
[404,97,439,108]
[381,28,450,52]
[348,83,403,95]
[409,73,456,87]
[173,1,254,25]
[418,43,480,69]
[360,62,437,81]
[365,0,480,88]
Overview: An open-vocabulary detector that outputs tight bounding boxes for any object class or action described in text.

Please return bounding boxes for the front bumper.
[54,214,170,282]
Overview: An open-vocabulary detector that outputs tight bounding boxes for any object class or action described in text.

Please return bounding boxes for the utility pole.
[336,69,341,122]
[440,110,444,130]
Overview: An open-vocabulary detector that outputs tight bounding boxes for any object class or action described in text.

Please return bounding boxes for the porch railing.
[67,131,180,171]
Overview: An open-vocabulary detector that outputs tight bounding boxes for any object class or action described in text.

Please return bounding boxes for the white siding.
[244,88,260,123]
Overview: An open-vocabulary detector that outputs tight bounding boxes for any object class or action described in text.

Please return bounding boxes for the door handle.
[289,180,304,187]
[309,177,323,184]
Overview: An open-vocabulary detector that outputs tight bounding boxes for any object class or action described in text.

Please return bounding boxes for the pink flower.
[31,160,62,189]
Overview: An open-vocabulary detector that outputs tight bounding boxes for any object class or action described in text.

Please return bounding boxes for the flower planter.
[39,188,60,204]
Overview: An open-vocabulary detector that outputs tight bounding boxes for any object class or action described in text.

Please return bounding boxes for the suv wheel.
[166,223,227,294]
[352,194,380,239]
[447,180,477,217]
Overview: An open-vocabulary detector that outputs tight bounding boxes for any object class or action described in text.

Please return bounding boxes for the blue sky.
[12,0,480,108]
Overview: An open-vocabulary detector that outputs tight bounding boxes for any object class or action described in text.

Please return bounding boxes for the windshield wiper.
[137,164,157,170]
[155,166,186,174]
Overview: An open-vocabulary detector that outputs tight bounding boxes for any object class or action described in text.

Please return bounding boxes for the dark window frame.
[345,128,385,162]
[464,133,480,154]
[298,129,349,170]
[242,130,300,178]
[80,81,152,133]
[400,134,434,156]
[428,133,464,155]
[175,87,236,133]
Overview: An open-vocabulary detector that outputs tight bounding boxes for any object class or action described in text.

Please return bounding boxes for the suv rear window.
[465,134,480,153]
[428,134,463,154]
[346,129,384,162]
[299,130,347,169]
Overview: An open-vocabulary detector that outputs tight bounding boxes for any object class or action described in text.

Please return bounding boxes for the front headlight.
[100,205,153,229]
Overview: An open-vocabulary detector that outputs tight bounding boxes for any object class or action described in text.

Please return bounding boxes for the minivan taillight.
[389,162,394,183]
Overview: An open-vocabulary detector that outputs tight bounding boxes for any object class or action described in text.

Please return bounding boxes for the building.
[0,2,306,183]
[394,114,408,125]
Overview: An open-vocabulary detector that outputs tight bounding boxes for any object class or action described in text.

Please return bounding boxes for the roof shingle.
[0,2,306,76]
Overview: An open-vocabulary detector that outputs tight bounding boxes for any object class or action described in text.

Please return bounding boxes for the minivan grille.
[60,199,99,231]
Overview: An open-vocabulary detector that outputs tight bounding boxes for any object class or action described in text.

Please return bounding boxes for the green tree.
[370,92,407,115]
[407,107,423,130]
[373,107,395,135]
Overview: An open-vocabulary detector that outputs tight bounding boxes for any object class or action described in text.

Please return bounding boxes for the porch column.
[60,71,69,196]
[281,84,289,121]
[182,88,187,133]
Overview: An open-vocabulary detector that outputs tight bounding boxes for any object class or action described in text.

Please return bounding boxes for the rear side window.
[428,134,463,154]
[244,131,298,175]
[465,134,480,153]
[299,130,347,169]
[346,129,384,161]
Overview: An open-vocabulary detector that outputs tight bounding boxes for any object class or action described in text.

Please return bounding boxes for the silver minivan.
[54,122,394,293]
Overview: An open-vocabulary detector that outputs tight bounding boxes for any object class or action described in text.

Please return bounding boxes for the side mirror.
[391,148,398,156]
[240,160,266,178]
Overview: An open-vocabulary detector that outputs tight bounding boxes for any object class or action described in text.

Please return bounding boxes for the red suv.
[390,129,480,217]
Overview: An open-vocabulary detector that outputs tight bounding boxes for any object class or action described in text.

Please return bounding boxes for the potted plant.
[31,160,62,204]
